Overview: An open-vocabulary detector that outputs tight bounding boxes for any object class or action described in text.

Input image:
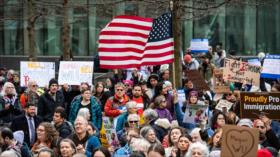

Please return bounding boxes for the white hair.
[127,113,140,121]
[185,142,209,157]
[190,128,201,136]
[74,116,88,126]
[130,137,151,153]
[0,150,18,157]
[143,108,158,121]
[77,108,91,121]
[1,82,17,96]
[126,101,137,109]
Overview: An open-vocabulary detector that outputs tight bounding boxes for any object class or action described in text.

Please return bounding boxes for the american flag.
[98,13,174,69]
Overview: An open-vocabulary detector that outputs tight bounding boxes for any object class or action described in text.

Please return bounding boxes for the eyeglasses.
[161,100,167,103]
[32,85,38,87]
[256,126,265,129]
[129,120,138,124]
[124,84,130,87]
[116,89,123,91]
[7,86,14,88]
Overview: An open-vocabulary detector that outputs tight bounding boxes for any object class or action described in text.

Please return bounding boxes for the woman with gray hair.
[185,142,209,157]
[0,82,22,126]
[140,125,160,145]
[116,101,138,132]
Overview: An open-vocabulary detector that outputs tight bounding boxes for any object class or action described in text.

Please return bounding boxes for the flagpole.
[171,0,183,89]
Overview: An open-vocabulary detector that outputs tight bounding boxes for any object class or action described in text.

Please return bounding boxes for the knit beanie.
[49,78,58,88]
[184,54,192,62]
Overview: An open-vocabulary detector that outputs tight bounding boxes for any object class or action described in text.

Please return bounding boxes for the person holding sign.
[176,91,208,131]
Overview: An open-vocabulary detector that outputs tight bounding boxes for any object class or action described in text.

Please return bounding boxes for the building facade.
[0,0,279,69]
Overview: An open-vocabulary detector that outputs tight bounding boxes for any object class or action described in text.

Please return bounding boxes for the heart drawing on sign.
[225,129,255,157]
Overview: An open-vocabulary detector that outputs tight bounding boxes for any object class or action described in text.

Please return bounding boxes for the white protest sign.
[190,39,209,53]
[247,59,261,67]
[223,58,262,86]
[261,55,280,79]
[177,89,186,108]
[58,61,94,85]
[20,62,55,87]
[215,99,234,112]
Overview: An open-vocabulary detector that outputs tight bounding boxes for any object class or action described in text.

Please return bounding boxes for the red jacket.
[104,94,130,117]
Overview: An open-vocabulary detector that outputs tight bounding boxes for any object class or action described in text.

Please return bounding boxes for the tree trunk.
[62,0,71,61]
[171,0,182,88]
[27,0,36,61]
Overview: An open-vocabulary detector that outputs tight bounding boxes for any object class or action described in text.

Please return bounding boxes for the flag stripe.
[99,35,148,43]
[98,48,143,54]
[108,23,152,31]
[115,15,154,23]
[99,31,149,38]
[99,39,146,46]
[102,27,150,35]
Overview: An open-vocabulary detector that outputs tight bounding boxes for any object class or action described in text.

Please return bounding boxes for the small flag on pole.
[98,13,174,69]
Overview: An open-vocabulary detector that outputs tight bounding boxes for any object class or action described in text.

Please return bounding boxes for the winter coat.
[69,95,102,130]
[38,90,65,122]
[104,94,129,118]
[0,95,22,125]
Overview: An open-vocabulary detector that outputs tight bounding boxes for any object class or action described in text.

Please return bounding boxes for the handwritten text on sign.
[20,62,55,87]
[58,61,94,85]
[223,58,262,86]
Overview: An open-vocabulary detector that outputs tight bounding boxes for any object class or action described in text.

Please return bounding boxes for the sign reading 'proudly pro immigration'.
[223,58,262,86]
[240,92,280,120]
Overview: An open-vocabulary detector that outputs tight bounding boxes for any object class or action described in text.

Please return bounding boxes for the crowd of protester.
[0,44,280,157]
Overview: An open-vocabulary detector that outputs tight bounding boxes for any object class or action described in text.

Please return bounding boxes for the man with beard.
[0,127,22,156]
[11,103,42,147]
[38,78,65,122]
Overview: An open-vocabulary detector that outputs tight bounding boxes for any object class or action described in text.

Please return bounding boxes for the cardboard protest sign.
[240,92,280,120]
[213,68,230,93]
[216,99,234,112]
[102,117,120,148]
[186,70,210,92]
[261,55,280,79]
[58,61,94,85]
[223,58,262,86]
[183,104,208,124]
[190,39,209,53]
[20,62,55,87]
[221,125,259,157]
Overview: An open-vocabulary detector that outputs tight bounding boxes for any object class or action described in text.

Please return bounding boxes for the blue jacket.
[86,136,101,157]
[114,143,131,157]
[116,112,128,132]
[69,95,102,130]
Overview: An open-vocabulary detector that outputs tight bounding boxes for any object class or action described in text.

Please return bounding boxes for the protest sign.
[247,59,261,66]
[20,61,55,87]
[240,92,280,120]
[102,116,120,148]
[216,99,234,112]
[177,89,186,108]
[223,58,262,86]
[261,55,280,79]
[58,61,94,85]
[190,39,209,53]
[183,104,208,124]
[221,125,259,157]
[186,70,210,92]
[213,68,230,93]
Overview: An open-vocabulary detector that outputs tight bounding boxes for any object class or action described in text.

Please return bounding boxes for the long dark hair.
[210,110,227,130]
[92,147,111,157]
